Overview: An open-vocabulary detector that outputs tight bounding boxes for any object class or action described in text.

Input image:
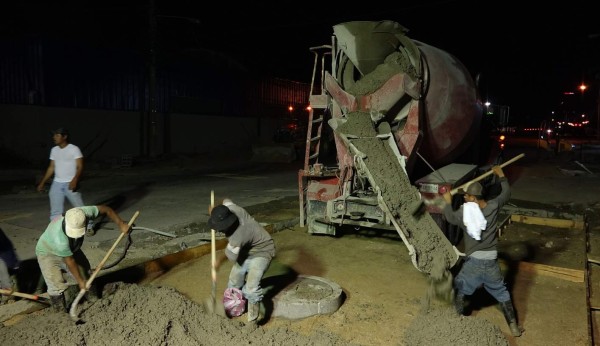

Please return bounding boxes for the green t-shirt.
[35,206,99,257]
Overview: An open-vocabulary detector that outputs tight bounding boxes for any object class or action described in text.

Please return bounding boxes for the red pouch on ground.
[223,287,246,318]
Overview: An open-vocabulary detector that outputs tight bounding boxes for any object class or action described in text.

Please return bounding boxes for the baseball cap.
[457,182,483,197]
[208,205,238,231]
[52,127,69,136]
[65,208,87,239]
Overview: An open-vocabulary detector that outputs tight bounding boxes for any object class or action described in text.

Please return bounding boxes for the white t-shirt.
[49,144,83,183]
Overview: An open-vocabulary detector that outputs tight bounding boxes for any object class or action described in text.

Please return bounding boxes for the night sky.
[3,0,599,125]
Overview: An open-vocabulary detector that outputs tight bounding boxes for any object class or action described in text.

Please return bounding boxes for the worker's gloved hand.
[453,246,466,257]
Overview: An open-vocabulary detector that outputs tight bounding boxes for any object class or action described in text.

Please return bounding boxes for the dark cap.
[52,127,69,136]
[457,182,483,196]
[208,205,238,232]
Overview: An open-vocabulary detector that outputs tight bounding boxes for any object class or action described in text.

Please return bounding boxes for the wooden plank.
[141,239,227,275]
[518,261,584,283]
[511,214,585,230]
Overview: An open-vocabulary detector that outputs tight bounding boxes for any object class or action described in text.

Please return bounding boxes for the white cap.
[65,208,86,239]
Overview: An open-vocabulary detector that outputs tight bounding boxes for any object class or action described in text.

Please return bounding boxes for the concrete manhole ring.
[272,274,343,319]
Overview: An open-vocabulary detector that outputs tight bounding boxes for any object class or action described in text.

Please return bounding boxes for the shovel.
[0,288,50,304]
[69,210,140,323]
[205,190,218,313]
[410,153,525,215]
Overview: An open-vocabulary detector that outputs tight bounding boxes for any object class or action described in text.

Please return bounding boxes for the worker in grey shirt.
[209,198,275,323]
[442,165,522,337]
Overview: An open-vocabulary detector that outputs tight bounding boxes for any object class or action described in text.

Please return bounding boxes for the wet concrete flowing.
[336,112,456,278]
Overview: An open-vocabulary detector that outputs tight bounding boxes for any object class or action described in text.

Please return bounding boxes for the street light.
[577,83,598,140]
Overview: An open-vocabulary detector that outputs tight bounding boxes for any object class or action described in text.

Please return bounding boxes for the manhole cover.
[272,275,343,319]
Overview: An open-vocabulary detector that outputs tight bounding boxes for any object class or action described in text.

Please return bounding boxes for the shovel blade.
[68,289,87,322]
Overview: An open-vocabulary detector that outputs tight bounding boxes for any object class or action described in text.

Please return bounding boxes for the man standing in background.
[37,128,94,234]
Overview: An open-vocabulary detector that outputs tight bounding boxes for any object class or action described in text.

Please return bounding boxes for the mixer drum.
[331,20,483,170]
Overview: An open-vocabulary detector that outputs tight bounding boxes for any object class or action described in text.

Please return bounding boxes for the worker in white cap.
[35,205,130,312]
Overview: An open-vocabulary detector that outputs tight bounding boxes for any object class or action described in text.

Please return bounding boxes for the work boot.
[500,300,522,337]
[49,293,67,313]
[247,302,259,323]
[453,292,465,315]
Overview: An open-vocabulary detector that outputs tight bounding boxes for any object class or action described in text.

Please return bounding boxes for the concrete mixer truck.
[297,20,496,275]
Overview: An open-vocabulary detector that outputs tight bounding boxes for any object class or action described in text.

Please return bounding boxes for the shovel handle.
[0,288,44,301]
[86,210,140,288]
[210,191,217,308]
[449,153,525,195]
[69,211,140,321]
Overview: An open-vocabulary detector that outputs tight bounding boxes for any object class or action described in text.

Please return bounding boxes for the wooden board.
[517,261,584,283]
[510,214,585,230]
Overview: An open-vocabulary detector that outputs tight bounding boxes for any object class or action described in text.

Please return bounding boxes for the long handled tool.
[209,190,217,312]
[0,288,50,304]
[69,210,140,323]
[411,153,525,215]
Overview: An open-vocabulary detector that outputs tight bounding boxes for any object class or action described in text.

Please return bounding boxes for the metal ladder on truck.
[298,45,331,227]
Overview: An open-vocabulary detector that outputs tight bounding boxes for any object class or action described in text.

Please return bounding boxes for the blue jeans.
[454,257,511,303]
[49,181,84,221]
[228,257,271,304]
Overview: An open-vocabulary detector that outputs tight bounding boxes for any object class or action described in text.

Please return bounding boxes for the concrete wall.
[0,105,283,167]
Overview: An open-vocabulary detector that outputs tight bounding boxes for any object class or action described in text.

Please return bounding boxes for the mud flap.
[307,200,336,235]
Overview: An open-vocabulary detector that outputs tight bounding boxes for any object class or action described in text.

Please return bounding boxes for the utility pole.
[145,0,158,158]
